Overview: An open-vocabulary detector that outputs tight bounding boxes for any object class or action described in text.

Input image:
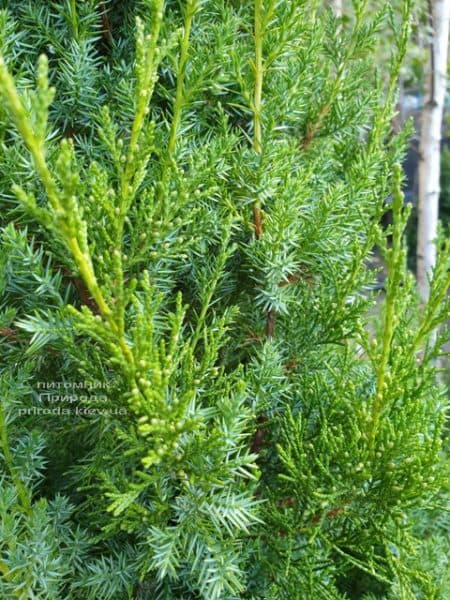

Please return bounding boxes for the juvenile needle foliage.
[0,1,449,598]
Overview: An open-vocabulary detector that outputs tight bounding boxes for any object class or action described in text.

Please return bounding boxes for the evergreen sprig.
[0,1,448,598]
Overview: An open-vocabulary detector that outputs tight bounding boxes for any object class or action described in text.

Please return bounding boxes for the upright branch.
[369,165,408,451]
[253,0,264,157]
[300,0,370,150]
[119,0,165,214]
[0,398,31,515]
[167,0,197,156]
[253,0,264,241]
[0,55,111,323]
[253,0,276,338]
[158,0,197,216]
[0,56,136,377]
[114,0,165,336]
[69,0,79,40]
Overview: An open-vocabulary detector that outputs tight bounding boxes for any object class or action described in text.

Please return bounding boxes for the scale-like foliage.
[0,0,449,598]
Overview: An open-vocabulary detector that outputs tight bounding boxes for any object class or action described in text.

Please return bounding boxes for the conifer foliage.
[0,1,449,598]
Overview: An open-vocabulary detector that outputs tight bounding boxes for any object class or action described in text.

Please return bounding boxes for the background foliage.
[0,1,449,598]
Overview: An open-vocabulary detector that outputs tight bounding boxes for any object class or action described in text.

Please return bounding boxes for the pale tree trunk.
[330,0,342,17]
[417,0,450,302]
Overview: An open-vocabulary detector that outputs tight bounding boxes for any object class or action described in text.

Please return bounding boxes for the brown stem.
[250,415,268,454]
[278,273,301,287]
[277,496,350,528]
[266,308,276,338]
[300,104,331,150]
[99,1,113,45]
[0,327,17,340]
[61,267,100,314]
[253,205,264,239]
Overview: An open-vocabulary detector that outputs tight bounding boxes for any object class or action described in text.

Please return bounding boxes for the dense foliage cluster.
[0,1,449,598]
